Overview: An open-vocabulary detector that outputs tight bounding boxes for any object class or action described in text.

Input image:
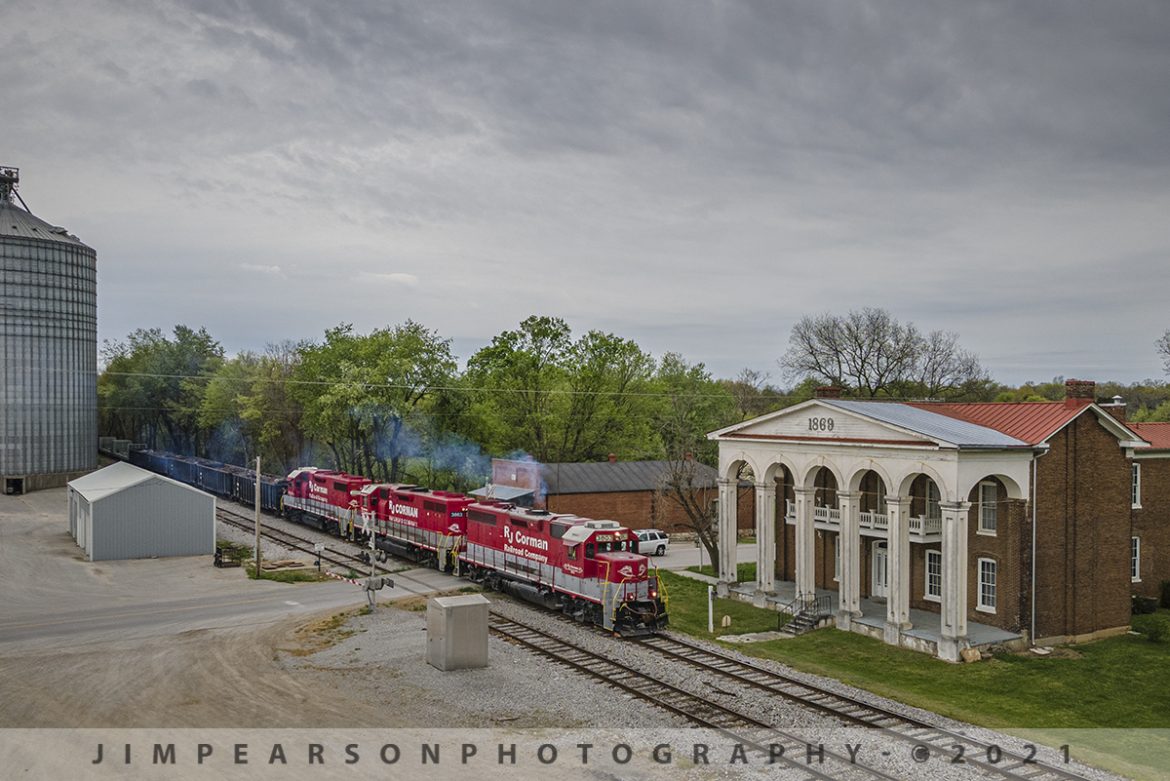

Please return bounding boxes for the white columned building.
[708,396,1035,661]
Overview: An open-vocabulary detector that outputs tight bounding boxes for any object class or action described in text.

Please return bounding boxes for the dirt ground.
[0,489,433,728]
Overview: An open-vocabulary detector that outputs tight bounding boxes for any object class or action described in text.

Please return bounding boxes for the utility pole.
[254,456,262,578]
[366,513,377,610]
[708,584,715,634]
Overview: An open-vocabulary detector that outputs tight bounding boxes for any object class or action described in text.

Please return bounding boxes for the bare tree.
[724,368,780,421]
[914,330,989,398]
[781,308,989,399]
[656,455,721,573]
[1158,330,1170,375]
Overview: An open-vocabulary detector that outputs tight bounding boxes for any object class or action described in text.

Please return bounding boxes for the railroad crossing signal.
[365,575,392,608]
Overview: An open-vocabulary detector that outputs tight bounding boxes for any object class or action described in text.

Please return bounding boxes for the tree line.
[99,316,745,488]
[98,310,1170,572]
[99,311,1170,483]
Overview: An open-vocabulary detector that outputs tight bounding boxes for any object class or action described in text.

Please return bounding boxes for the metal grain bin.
[0,167,97,494]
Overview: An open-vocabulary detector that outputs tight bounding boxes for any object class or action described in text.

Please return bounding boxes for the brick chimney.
[814,386,843,399]
[607,453,617,463]
[1064,379,1095,407]
[1100,395,1127,421]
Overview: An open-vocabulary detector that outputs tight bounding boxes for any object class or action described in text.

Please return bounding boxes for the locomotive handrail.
[652,564,669,611]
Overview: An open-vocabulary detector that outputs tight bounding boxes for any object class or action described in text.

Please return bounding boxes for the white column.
[836,490,861,629]
[793,487,816,599]
[884,496,912,644]
[716,478,738,595]
[939,500,972,662]
[754,482,777,599]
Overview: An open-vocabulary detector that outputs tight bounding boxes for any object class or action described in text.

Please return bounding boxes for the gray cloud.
[3,0,1169,383]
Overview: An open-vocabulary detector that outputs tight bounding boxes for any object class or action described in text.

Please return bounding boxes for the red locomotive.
[281,467,668,635]
[460,502,667,634]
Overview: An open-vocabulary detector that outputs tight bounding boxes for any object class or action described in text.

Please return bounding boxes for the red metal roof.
[1129,422,1170,450]
[906,401,1091,446]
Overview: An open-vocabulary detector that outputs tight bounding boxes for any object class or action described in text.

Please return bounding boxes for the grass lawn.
[661,576,1170,780]
[659,571,782,637]
[686,562,757,582]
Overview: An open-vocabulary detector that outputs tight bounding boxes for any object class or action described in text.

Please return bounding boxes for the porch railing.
[813,505,841,524]
[909,514,942,535]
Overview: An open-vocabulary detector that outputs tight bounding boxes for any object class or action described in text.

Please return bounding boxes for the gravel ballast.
[291,594,1123,781]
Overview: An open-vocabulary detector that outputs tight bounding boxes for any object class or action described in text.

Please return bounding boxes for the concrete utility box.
[426,594,490,671]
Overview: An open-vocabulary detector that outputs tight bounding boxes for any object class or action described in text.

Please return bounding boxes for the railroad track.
[215,506,401,578]
[490,614,903,781]
[634,632,1092,781]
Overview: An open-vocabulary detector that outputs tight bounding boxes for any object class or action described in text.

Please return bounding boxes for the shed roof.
[542,459,718,495]
[68,462,206,502]
[820,399,1031,448]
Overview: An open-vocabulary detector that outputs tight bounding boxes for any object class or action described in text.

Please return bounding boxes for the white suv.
[635,529,670,556]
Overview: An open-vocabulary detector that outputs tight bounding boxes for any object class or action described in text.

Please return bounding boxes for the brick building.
[478,455,755,532]
[1129,422,1170,603]
[709,380,1168,661]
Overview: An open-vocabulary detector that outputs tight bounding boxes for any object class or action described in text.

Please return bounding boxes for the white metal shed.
[67,462,215,561]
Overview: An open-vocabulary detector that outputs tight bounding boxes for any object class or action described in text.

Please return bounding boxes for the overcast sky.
[4,1,1169,385]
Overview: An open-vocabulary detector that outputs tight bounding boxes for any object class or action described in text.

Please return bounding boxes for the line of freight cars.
[128,449,286,512]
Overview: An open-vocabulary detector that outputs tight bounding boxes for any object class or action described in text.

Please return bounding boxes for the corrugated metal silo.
[0,166,97,494]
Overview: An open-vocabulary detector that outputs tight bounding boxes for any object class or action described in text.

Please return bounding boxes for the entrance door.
[872,541,889,599]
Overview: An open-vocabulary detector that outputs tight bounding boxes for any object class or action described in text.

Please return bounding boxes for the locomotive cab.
[564,520,668,636]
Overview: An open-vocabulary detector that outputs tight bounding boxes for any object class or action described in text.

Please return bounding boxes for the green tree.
[99,325,223,452]
[294,321,456,481]
[198,341,307,472]
[464,316,659,463]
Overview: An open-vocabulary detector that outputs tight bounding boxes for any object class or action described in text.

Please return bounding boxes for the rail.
[634,632,1097,781]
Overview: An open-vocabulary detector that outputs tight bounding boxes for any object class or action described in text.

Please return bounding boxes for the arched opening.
[908,474,943,536]
[717,459,754,582]
[854,468,889,599]
[809,465,840,517]
[857,469,889,530]
[806,465,839,590]
[768,464,796,582]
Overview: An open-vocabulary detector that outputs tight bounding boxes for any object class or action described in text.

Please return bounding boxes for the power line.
[96,369,805,401]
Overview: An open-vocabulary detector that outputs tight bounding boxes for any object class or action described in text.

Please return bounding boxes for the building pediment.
[710,398,1033,451]
[709,400,942,449]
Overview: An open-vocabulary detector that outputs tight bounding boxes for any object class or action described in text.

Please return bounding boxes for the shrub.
[1145,618,1169,644]
[1132,595,1159,615]
[1160,580,1170,609]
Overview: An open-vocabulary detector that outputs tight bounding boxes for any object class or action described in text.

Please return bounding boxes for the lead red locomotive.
[282,467,668,635]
